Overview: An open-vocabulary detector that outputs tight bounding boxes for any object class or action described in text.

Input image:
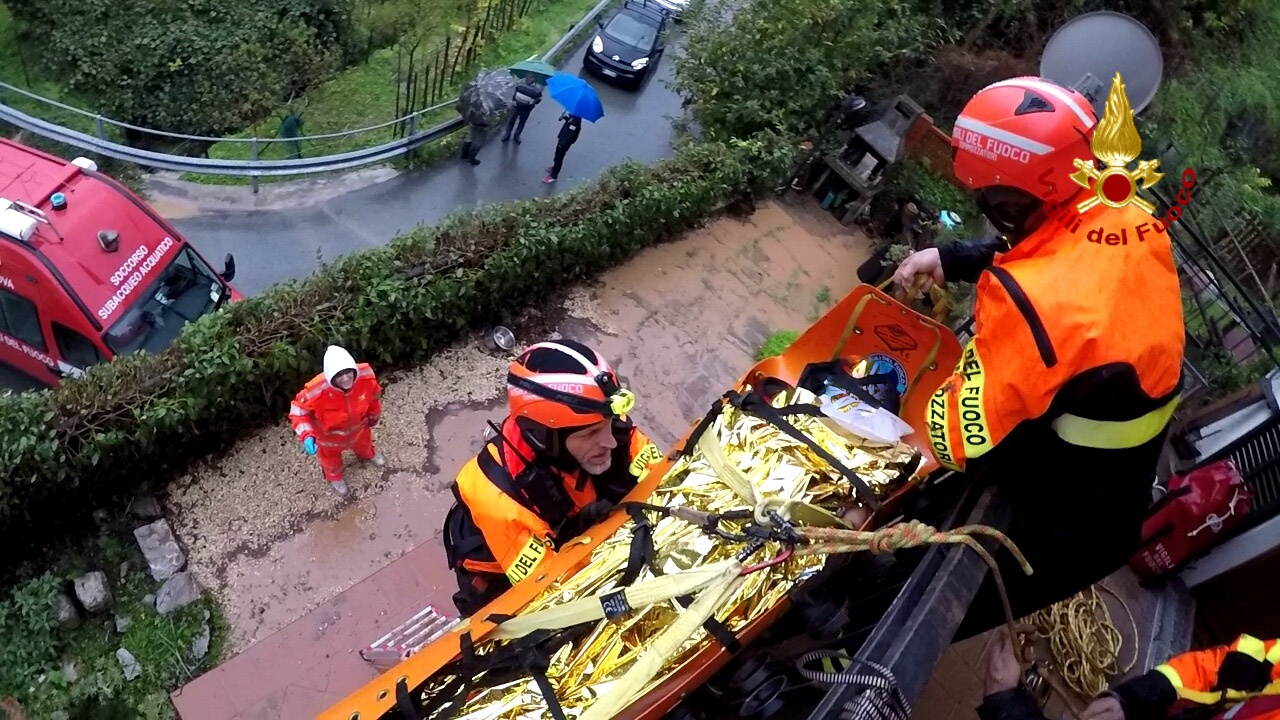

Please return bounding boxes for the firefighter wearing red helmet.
[442,340,664,616]
[893,77,1185,638]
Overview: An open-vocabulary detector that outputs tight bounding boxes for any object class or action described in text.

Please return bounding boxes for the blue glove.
[303,437,317,455]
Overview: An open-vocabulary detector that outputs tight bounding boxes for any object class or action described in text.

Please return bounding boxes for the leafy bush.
[672,0,936,141]
[0,136,797,554]
[755,331,799,361]
[0,530,221,717]
[5,0,356,136]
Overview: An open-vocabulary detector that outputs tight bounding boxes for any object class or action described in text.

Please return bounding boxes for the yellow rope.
[796,520,1034,665]
[1025,583,1139,701]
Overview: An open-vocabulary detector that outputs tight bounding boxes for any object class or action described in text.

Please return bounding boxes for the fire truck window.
[0,287,47,351]
[52,323,103,369]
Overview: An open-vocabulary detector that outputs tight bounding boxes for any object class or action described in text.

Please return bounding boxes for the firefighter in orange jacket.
[980,629,1280,719]
[289,345,385,497]
[892,76,1185,638]
[442,339,663,616]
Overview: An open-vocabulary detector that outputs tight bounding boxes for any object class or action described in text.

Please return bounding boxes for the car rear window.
[604,13,657,49]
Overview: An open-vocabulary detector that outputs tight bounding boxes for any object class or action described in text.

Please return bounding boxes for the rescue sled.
[320,282,963,720]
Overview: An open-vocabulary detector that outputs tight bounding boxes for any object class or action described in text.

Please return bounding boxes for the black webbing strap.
[676,592,741,652]
[678,397,727,459]
[526,647,569,720]
[615,503,739,651]
[395,676,423,720]
[429,626,587,720]
[620,504,656,586]
[726,390,881,510]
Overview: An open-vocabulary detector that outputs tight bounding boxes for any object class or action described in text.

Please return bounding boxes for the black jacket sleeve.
[1110,671,1178,720]
[976,687,1047,720]
[938,236,1007,284]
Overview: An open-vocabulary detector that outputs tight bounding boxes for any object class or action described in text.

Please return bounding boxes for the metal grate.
[1212,417,1280,523]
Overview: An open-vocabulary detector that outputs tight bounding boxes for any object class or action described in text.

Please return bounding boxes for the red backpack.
[1129,459,1253,583]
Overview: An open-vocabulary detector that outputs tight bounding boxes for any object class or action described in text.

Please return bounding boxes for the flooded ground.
[166,199,876,654]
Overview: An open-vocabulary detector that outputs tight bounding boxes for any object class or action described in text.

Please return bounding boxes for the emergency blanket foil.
[434,386,918,720]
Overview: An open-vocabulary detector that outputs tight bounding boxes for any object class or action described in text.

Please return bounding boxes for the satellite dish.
[1039,11,1163,118]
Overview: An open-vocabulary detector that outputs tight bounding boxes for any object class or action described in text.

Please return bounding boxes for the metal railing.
[0,0,612,190]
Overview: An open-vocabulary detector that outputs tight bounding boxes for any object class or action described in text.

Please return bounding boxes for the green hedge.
[0,136,797,552]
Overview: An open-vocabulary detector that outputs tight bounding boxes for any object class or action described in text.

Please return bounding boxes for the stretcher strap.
[485,560,742,641]
[726,390,881,510]
[579,566,747,720]
[620,504,656,587]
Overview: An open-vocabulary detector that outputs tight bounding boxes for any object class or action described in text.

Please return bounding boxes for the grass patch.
[0,525,224,719]
[755,330,799,361]
[182,0,605,186]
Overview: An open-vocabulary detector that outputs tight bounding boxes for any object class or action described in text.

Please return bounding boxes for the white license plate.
[601,68,617,77]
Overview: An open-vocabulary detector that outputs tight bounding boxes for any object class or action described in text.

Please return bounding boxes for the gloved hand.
[303,437,317,455]
[577,500,615,526]
[367,415,380,428]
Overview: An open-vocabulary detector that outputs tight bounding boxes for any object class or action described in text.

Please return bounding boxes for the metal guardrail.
[0,0,613,186]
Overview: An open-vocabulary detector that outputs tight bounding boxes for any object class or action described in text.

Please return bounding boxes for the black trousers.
[549,140,573,178]
[951,430,1162,641]
[504,107,532,140]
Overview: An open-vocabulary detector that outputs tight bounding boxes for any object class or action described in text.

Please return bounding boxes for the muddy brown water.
[167,200,875,654]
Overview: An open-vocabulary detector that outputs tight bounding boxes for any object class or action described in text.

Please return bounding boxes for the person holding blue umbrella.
[542,73,604,184]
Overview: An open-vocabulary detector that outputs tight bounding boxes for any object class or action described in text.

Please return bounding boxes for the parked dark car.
[583,0,668,89]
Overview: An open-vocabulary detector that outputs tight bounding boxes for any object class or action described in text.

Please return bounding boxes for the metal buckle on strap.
[1051,395,1180,450]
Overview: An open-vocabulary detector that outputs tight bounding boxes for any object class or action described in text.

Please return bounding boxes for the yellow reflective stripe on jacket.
[628,442,663,478]
[1236,635,1268,662]
[1267,641,1280,664]
[504,534,549,585]
[1051,395,1179,450]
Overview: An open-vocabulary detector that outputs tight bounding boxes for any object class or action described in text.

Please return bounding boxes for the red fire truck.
[0,139,240,391]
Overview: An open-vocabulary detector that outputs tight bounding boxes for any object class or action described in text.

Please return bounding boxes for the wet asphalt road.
[168,33,686,297]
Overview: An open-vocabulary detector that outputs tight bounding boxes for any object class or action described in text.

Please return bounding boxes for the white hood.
[322,345,358,385]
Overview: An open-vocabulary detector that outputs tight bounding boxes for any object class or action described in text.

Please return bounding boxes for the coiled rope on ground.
[1025,583,1139,701]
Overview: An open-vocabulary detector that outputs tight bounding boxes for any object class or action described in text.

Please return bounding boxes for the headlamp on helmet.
[506,341,636,430]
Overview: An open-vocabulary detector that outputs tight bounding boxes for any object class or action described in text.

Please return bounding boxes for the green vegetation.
[755,330,800,361]
[4,0,353,138]
[185,0,603,185]
[673,0,935,142]
[0,527,223,718]
[0,136,795,556]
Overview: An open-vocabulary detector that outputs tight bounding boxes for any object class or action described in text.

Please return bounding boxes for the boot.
[329,480,349,497]
[368,451,386,467]
[461,142,479,165]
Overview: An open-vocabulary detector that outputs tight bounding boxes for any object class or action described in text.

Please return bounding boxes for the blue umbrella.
[545,73,604,122]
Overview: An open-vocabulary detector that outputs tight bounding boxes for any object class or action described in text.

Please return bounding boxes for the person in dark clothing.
[459,121,489,166]
[502,79,543,145]
[891,76,1184,643]
[978,627,1280,720]
[543,112,582,184]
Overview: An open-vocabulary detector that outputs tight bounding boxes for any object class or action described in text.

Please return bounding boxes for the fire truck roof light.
[0,207,38,243]
[71,157,99,173]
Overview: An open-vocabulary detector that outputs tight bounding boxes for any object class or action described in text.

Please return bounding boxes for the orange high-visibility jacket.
[288,364,383,448]
[925,198,1184,472]
[1108,634,1280,719]
[451,416,662,585]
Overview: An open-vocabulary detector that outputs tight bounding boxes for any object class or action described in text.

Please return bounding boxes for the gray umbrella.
[457,69,515,127]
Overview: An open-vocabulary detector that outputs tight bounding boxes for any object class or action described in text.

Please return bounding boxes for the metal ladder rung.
[361,604,459,670]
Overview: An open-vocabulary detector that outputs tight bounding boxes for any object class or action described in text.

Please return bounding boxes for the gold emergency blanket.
[436,385,919,720]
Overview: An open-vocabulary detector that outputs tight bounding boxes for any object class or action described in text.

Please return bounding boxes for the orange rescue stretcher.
[319,282,962,720]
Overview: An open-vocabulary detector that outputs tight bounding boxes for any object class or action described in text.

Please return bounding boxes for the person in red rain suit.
[289,345,385,497]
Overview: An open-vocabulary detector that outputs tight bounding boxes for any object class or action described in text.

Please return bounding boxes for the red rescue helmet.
[952,77,1098,236]
[506,340,635,431]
